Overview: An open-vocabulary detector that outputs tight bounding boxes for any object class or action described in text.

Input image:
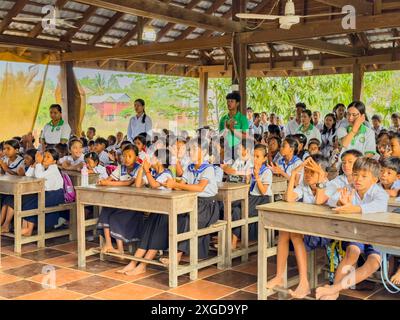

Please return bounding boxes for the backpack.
[61,172,76,203]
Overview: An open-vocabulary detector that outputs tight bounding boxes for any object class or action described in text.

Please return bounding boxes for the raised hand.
[338,188,355,206]
[35,152,44,164]
[352,114,366,133]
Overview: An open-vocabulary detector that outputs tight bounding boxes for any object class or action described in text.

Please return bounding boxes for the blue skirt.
[178,197,220,259]
[20,189,65,227]
[97,207,144,243]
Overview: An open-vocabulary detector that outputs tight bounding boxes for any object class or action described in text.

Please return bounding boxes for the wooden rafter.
[61,6,97,41]
[313,0,373,15]
[0,0,30,33]
[73,0,244,33]
[88,12,124,45]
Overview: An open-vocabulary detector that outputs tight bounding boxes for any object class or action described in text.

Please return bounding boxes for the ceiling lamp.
[302,56,314,71]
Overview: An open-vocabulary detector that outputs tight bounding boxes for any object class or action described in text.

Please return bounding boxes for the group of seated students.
[0,98,400,299]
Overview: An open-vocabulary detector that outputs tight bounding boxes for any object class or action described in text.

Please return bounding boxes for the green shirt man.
[218,92,249,149]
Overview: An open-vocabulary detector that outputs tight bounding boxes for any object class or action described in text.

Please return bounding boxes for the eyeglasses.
[347,113,360,118]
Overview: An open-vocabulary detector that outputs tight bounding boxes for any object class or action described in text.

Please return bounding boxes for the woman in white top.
[127,99,153,143]
[296,109,321,147]
[41,104,71,147]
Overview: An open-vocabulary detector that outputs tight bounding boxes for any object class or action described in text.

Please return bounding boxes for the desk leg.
[258,218,268,300]
[241,196,249,263]
[308,250,318,289]
[224,196,232,268]
[69,204,77,241]
[77,201,86,268]
[169,208,178,288]
[189,200,198,281]
[37,189,45,248]
[13,194,22,254]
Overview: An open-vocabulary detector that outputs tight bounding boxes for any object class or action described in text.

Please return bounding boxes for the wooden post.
[352,62,364,101]
[60,61,80,135]
[232,0,247,114]
[199,71,209,127]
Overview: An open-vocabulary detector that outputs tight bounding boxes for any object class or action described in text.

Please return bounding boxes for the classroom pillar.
[352,62,365,101]
[232,0,248,115]
[199,71,209,127]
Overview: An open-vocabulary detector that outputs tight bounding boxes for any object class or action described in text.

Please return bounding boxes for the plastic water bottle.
[81,164,89,187]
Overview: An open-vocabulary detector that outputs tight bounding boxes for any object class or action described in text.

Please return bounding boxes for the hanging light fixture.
[143,26,157,41]
[302,56,314,71]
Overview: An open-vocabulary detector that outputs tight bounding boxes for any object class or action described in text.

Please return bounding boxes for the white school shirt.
[98,151,111,166]
[286,119,301,136]
[106,144,118,153]
[296,124,322,146]
[293,182,317,204]
[25,164,63,191]
[250,123,263,135]
[110,164,140,181]
[321,130,336,158]
[213,165,224,183]
[336,118,348,130]
[142,169,173,191]
[337,124,376,156]
[326,175,352,198]
[392,180,400,190]
[277,156,303,178]
[372,125,384,136]
[127,114,153,142]
[327,183,389,214]
[93,165,108,180]
[250,167,273,196]
[59,154,85,166]
[182,164,218,198]
[315,122,324,132]
[41,119,71,144]
[3,155,24,175]
[226,158,253,183]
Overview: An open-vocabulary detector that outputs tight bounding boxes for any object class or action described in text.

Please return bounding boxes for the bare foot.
[116,261,137,274]
[390,267,400,285]
[289,281,311,299]
[124,263,147,276]
[21,228,33,237]
[316,284,339,300]
[1,225,10,233]
[266,276,284,289]
[101,245,119,254]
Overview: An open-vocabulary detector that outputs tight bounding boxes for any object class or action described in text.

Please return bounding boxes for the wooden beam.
[313,0,373,15]
[88,12,124,45]
[199,71,209,127]
[118,54,201,66]
[240,12,400,45]
[62,6,97,41]
[277,39,364,57]
[73,0,244,33]
[352,62,364,101]
[60,35,231,61]
[0,0,30,33]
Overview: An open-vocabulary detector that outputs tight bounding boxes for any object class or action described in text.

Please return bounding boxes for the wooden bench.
[257,202,400,300]
[75,185,226,287]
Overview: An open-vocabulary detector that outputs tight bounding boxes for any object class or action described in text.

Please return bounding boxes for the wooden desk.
[271,175,287,199]
[0,175,45,253]
[389,197,400,213]
[62,170,99,186]
[257,202,400,300]
[76,185,224,287]
[216,183,250,267]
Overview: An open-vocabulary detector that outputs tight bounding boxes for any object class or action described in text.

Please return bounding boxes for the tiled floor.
[0,235,398,300]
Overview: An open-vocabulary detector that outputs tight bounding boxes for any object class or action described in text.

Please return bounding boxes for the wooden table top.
[257,201,400,228]
[62,170,98,177]
[217,182,250,190]
[75,185,198,199]
[0,175,44,184]
[389,197,400,208]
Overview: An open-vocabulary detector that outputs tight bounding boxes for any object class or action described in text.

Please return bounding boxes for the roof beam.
[240,12,400,45]
[73,0,244,33]
[277,39,364,57]
[60,35,232,61]
[109,54,201,66]
[313,0,373,15]
[88,12,124,45]
[0,0,30,33]
[61,6,97,41]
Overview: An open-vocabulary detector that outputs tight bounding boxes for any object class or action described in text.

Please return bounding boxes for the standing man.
[285,102,306,135]
[219,92,249,161]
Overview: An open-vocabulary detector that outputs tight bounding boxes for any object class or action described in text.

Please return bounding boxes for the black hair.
[4,139,20,151]
[68,139,83,150]
[322,113,337,135]
[12,136,22,142]
[226,92,241,102]
[283,136,299,155]
[391,112,400,119]
[254,133,262,144]
[268,136,282,149]
[135,98,147,124]
[120,140,133,150]
[308,138,321,148]
[267,124,281,136]
[296,102,306,110]
[88,140,95,147]
[254,144,267,157]
[353,157,381,177]
[293,133,308,147]
[107,135,117,145]
[333,103,345,113]
[377,131,390,141]
[55,143,68,155]
[380,157,400,174]
[372,114,382,122]
[24,149,37,161]
[154,148,171,169]
[347,101,369,122]
[133,134,147,147]
[340,149,363,160]
[45,148,60,162]
[95,137,109,148]
[302,109,312,118]
[84,152,100,165]
[390,132,400,142]
[188,136,209,152]
[122,143,139,156]
[88,127,96,134]
[80,137,88,148]
[307,154,329,171]
[49,104,62,113]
